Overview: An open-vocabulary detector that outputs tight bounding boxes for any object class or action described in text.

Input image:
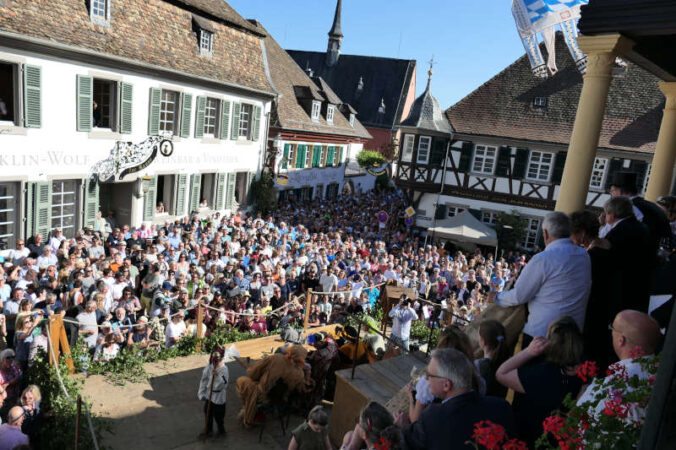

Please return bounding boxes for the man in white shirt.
[36,247,57,269]
[577,310,661,421]
[76,301,99,348]
[198,348,229,438]
[494,212,591,340]
[319,268,338,294]
[388,297,418,351]
[6,240,29,266]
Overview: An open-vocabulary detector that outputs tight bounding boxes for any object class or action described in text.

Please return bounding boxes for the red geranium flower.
[606,362,629,381]
[502,438,529,450]
[471,420,506,449]
[576,360,599,382]
[542,415,565,435]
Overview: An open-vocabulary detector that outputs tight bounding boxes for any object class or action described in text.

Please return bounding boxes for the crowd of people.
[0,168,672,448]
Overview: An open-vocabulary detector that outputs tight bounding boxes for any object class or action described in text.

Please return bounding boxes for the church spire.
[426,56,435,91]
[326,0,343,67]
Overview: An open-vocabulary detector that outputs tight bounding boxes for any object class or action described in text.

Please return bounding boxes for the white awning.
[427,210,498,247]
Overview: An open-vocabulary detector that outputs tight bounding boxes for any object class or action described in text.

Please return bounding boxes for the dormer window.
[533,96,547,108]
[90,0,110,26]
[349,114,355,127]
[199,29,213,56]
[326,105,335,124]
[311,101,321,122]
[378,99,386,115]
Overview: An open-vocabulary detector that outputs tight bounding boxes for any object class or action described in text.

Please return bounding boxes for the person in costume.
[198,347,229,439]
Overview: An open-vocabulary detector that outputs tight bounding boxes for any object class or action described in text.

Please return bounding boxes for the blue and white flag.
[512,0,588,78]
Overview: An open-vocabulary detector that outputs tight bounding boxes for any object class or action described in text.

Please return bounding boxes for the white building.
[0,0,276,246]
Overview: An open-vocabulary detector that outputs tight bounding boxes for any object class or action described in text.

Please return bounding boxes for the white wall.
[0,46,270,183]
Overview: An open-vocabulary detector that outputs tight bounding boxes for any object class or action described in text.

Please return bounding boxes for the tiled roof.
[254,21,370,140]
[0,0,273,94]
[287,50,416,129]
[446,34,663,154]
[400,76,453,134]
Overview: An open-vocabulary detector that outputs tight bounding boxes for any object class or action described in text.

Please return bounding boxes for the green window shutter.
[179,93,193,138]
[215,173,226,210]
[495,146,512,177]
[189,174,201,213]
[175,174,188,216]
[83,179,99,228]
[194,96,206,139]
[219,100,231,140]
[148,88,162,135]
[513,148,530,179]
[247,172,256,204]
[458,142,473,172]
[225,173,236,210]
[430,138,446,167]
[296,145,306,168]
[143,177,157,222]
[605,158,624,190]
[282,144,290,169]
[312,145,321,167]
[119,82,133,134]
[76,75,93,132]
[23,65,42,128]
[326,147,335,167]
[25,183,34,238]
[338,147,344,165]
[631,160,649,191]
[252,105,262,141]
[33,182,52,238]
[230,103,241,140]
[551,152,568,184]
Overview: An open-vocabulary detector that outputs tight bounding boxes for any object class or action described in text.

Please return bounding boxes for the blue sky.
[228,0,526,108]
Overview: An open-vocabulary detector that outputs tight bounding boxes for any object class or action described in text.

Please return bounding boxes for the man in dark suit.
[609,172,671,264]
[604,196,652,311]
[398,348,515,450]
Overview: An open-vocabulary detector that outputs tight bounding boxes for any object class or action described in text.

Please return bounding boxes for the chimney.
[326,0,343,67]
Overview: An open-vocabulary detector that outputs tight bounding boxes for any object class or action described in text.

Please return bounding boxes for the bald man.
[0,406,29,447]
[577,309,661,409]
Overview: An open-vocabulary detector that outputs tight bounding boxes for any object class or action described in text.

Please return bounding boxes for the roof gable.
[446,34,663,153]
[0,0,273,94]
[287,50,415,129]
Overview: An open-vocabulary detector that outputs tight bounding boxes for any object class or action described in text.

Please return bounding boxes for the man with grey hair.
[398,348,514,450]
[493,211,591,341]
[603,196,651,311]
[77,300,99,348]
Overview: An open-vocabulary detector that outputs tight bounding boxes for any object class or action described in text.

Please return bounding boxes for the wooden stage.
[234,324,338,362]
[328,353,428,446]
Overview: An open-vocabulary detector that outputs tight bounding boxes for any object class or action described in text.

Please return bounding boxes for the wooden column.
[645,82,676,201]
[303,289,313,330]
[555,34,633,214]
[196,302,204,353]
[49,315,75,373]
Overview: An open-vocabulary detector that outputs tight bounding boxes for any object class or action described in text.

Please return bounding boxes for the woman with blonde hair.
[20,384,42,440]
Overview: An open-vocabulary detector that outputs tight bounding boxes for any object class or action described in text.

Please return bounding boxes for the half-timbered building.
[395,35,669,250]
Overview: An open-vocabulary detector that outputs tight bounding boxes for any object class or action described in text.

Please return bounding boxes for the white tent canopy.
[427,210,498,247]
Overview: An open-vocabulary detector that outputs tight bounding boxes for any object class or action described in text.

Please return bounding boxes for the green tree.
[356,150,386,168]
[250,171,277,216]
[495,210,526,252]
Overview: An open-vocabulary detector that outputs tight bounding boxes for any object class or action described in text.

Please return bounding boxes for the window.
[90,0,109,25]
[92,78,118,130]
[0,183,17,248]
[481,211,497,225]
[589,157,608,189]
[417,136,431,164]
[333,147,341,166]
[447,206,465,217]
[523,217,541,250]
[159,90,179,134]
[199,30,213,56]
[642,164,652,195]
[326,105,335,124]
[320,146,328,166]
[0,62,17,124]
[51,180,78,238]
[285,145,296,170]
[472,145,497,174]
[349,114,355,127]
[326,183,339,200]
[239,103,252,139]
[526,151,553,181]
[402,134,415,162]
[203,97,219,136]
[311,101,321,122]
[304,146,312,168]
[533,97,547,108]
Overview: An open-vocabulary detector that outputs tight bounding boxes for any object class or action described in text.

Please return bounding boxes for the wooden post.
[505,333,524,405]
[351,319,363,380]
[49,315,74,373]
[75,395,82,449]
[303,289,313,330]
[196,302,204,353]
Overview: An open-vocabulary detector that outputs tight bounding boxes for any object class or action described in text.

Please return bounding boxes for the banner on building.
[512,0,588,78]
[276,174,290,186]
